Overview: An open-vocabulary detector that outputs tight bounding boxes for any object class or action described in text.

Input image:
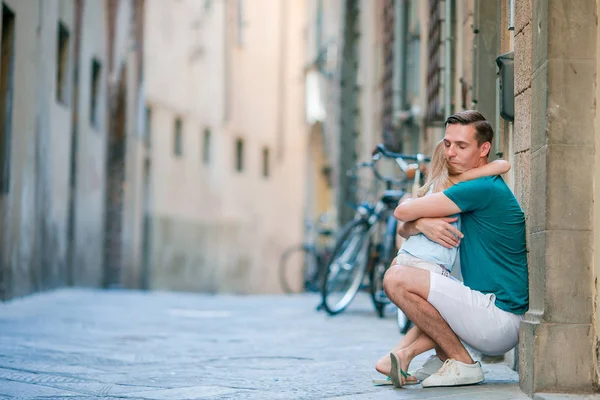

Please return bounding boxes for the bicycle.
[370,148,430,334]
[279,213,334,294]
[320,144,429,317]
[368,146,428,323]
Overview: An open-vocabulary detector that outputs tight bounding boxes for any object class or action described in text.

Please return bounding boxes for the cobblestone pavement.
[0,289,529,399]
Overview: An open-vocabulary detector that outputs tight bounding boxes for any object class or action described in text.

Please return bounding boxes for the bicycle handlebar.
[347,144,431,185]
[346,155,406,187]
[374,144,430,163]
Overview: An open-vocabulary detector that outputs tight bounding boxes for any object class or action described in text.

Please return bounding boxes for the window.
[235,138,244,172]
[174,118,183,157]
[0,4,15,194]
[262,147,270,178]
[202,128,211,164]
[56,22,70,105]
[144,106,152,149]
[90,59,101,128]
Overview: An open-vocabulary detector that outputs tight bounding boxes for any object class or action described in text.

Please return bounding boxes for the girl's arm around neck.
[455,159,511,183]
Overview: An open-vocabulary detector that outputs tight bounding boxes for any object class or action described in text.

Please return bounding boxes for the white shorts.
[394,253,451,278]
[427,272,522,355]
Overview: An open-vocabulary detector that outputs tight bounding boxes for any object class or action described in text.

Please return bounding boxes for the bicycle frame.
[320,144,430,316]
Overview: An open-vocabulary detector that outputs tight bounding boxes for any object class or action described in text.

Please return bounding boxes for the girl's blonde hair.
[417,141,454,197]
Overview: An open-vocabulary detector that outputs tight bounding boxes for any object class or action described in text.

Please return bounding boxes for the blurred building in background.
[0,0,145,300]
[143,0,308,294]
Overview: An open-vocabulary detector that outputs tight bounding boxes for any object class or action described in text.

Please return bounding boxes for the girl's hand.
[415,217,463,249]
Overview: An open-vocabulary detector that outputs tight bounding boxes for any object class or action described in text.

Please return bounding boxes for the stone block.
[505,347,518,371]
[532,0,548,71]
[519,319,536,395]
[543,230,594,324]
[513,150,531,218]
[528,146,547,233]
[546,59,596,147]
[547,0,597,61]
[520,320,597,394]
[531,61,547,153]
[534,394,600,400]
[528,142,593,231]
[514,88,531,153]
[527,231,546,313]
[515,24,533,95]
[533,323,596,392]
[515,0,532,34]
[546,144,594,231]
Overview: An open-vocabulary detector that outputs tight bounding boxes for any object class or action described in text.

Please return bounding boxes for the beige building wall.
[2,0,80,297]
[118,0,146,290]
[145,0,227,292]
[357,0,384,162]
[71,0,109,287]
[43,1,74,288]
[0,0,138,299]
[0,0,42,299]
[145,0,308,294]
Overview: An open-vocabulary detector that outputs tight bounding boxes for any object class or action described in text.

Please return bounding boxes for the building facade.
[144,0,309,294]
[0,0,145,300]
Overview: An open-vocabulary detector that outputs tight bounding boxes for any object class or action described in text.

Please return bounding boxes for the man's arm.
[394,192,461,222]
[397,217,462,248]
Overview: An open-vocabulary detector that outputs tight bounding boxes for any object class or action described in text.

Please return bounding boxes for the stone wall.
[0,0,144,300]
[70,0,109,288]
[519,0,599,394]
[513,0,532,221]
[0,0,41,299]
[144,0,309,294]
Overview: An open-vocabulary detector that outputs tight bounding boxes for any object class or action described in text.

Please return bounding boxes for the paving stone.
[0,289,528,399]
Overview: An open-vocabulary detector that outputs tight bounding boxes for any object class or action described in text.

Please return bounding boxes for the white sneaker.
[409,355,444,381]
[421,359,484,388]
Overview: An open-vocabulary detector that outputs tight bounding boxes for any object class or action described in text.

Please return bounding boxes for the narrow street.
[0,289,526,399]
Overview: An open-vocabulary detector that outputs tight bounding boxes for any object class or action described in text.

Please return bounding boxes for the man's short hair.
[444,110,494,147]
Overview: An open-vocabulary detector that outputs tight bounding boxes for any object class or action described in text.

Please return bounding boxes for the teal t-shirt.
[443,176,529,314]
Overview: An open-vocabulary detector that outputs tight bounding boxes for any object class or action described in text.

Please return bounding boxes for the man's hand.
[415,217,463,249]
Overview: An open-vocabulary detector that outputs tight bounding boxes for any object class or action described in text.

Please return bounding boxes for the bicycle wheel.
[369,257,389,318]
[370,215,396,318]
[303,246,322,293]
[397,307,412,334]
[321,219,371,315]
[279,246,317,294]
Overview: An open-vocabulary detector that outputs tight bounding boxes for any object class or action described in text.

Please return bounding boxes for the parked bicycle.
[320,144,429,320]
[279,213,334,294]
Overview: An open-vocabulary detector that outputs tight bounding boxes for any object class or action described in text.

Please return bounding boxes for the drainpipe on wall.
[471,0,478,109]
[507,0,515,31]
[443,0,453,118]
